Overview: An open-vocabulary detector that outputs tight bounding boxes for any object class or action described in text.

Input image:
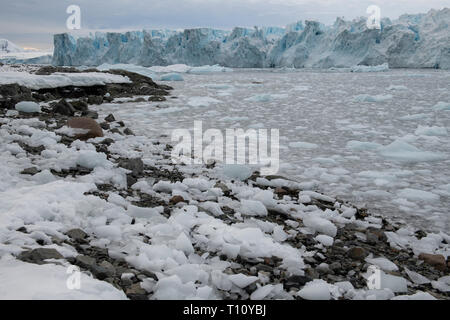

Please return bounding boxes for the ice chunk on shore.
[15,101,40,113]
[222,164,253,181]
[76,150,110,169]
[240,199,268,216]
[297,279,332,300]
[303,215,337,237]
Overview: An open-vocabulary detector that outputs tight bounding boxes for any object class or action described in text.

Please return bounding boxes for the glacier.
[52,8,450,69]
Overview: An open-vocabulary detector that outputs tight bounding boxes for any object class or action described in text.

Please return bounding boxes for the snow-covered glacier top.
[53,8,450,69]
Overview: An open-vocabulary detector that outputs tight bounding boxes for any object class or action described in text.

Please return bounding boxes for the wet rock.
[148,96,166,102]
[105,114,116,122]
[18,248,64,264]
[75,255,96,269]
[284,275,312,290]
[87,95,103,105]
[123,128,134,135]
[418,253,447,271]
[274,187,288,196]
[53,99,75,116]
[126,283,148,300]
[66,228,88,242]
[81,110,99,119]
[67,117,104,140]
[70,99,89,111]
[100,138,115,146]
[100,122,110,130]
[20,167,39,175]
[347,247,368,261]
[169,195,185,205]
[91,263,114,280]
[118,158,144,177]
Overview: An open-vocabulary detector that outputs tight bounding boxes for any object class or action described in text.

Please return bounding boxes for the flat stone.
[18,248,64,264]
[347,247,368,261]
[284,275,312,290]
[75,255,96,269]
[66,228,88,242]
[20,167,39,175]
[126,283,148,300]
[118,158,144,176]
[67,117,104,140]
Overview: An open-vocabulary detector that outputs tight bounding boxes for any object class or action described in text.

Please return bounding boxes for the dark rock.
[118,158,144,176]
[100,122,110,130]
[70,100,89,111]
[75,255,96,269]
[53,99,75,116]
[116,121,125,127]
[100,138,114,146]
[66,228,88,242]
[284,275,312,290]
[105,114,116,122]
[87,95,104,105]
[126,283,148,300]
[18,248,64,264]
[347,247,368,261]
[20,167,39,175]
[81,110,99,119]
[126,174,138,188]
[148,96,166,102]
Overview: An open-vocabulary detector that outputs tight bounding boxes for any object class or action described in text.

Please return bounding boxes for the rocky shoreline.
[0,64,448,300]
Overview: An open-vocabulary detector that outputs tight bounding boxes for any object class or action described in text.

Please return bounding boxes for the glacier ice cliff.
[52,8,450,69]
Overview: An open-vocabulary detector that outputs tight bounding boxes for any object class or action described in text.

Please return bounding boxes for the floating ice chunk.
[303,215,337,237]
[160,73,184,81]
[432,101,450,111]
[244,94,287,102]
[228,274,258,288]
[354,94,393,103]
[387,85,408,91]
[222,164,253,181]
[76,150,110,169]
[15,101,40,113]
[297,279,331,300]
[188,65,233,74]
[350,63,389,73]
[379,139,446,162]
[415,125,448,136]
[346,140,382,151]
[149,64,192,73]
[399,113,430,121]
[187,96,221,107]
[397,188,439,202]
[365,257,398,272]
[315,234,334,247]
[289,141,318,149]
[240,199,268,216]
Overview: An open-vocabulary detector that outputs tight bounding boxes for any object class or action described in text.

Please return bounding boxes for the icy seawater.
[94,68,450,232]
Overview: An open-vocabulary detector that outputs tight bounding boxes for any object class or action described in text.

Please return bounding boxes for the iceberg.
[51,8,450,69]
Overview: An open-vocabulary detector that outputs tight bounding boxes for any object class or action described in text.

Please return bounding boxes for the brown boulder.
[170,195,185,205]
[418,253,447,271]
[67,117,103,140]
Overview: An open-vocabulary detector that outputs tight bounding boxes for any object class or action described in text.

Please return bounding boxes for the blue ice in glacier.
[52,8,450,69]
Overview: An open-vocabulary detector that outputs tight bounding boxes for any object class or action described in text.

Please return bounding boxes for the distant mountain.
[0,39,24,53]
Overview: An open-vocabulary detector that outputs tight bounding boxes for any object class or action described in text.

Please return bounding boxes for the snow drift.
[52,8,450,69]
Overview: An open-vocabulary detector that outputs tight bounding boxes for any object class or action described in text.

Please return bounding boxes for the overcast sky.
[0,0,448,49]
